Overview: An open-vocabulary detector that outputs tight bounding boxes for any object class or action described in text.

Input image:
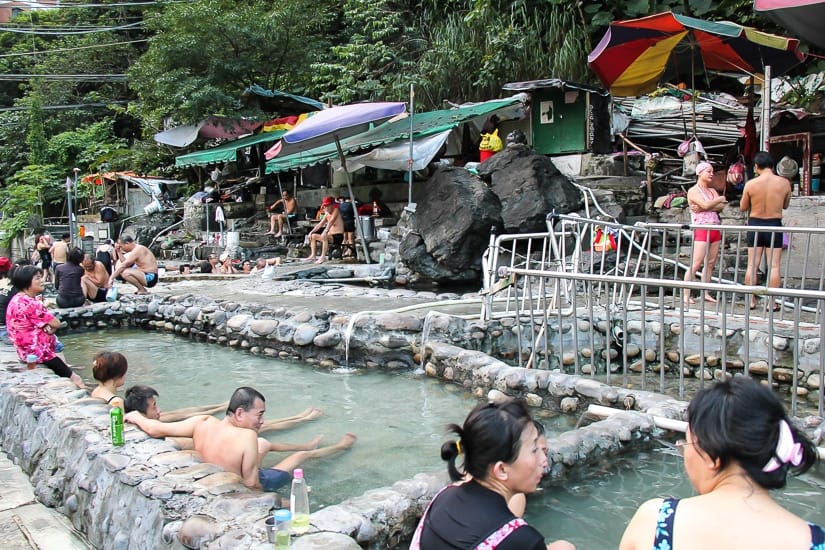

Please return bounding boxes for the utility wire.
[0,74,128,81]
[0,20,143,34]
[0,38,149,58]
[0,100,130,112]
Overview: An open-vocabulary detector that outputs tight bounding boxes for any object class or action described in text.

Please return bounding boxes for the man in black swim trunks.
[740,151,792,310]
[108,235,158,295]
[306,196,344,265]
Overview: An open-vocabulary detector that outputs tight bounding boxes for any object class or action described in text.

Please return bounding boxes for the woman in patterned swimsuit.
[620,377,822,550]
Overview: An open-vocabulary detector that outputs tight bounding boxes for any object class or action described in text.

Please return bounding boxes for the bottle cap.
[26,353,39,363]
[274,509,292,521]
[293,468,303,479]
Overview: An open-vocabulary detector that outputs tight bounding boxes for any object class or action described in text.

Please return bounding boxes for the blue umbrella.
[267,101,408,263]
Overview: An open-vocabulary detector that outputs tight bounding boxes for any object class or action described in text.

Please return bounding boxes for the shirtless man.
[80,254,111,303]
[266,190,298,237]
[50,233,70,269]
[306,196,344,265]
[740,151,791,310]
[125,386,354,491]
[108,235,158,295]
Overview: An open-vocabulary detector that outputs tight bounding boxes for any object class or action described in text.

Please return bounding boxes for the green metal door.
[531,88,587,155]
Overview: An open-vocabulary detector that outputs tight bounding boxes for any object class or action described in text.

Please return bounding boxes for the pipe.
[587,404,688,432]
[588,405,825,459]
[150,219,184,247]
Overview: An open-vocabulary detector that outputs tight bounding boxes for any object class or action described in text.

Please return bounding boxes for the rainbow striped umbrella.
[588,11,805,97]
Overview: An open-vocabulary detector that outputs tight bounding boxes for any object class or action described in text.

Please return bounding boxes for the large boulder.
[398,166,502,283]
[477,144,582,233]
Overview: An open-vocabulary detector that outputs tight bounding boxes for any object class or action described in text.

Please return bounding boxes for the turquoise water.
[62,331,825,547]
[62,330,574,508]
[527,447,825,549]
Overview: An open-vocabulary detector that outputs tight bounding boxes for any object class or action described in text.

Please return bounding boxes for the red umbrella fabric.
[588,11,805,96]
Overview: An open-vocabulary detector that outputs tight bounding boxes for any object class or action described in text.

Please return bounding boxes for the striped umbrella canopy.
[588,11,805,97]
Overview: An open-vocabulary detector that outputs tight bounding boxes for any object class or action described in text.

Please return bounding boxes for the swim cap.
[695,161,713,176]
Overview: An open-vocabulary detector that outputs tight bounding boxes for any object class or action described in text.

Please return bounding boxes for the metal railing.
[480,214,825,416]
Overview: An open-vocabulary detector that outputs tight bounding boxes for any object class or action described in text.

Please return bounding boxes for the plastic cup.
[264,516,276,543]
[26,354,38,370]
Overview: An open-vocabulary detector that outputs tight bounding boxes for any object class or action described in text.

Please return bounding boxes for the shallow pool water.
[62,331,825,547]
[527,446,825,549]
[62,330,574,508]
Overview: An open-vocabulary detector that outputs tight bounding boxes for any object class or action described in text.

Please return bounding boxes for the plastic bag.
[727,158,746,186]
[683,151,700,177]
[593,227,617,252]
[106,284,119,302]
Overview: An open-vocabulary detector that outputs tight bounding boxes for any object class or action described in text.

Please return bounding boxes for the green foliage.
[311,0,422,103]
[129,0,335,126]
[26,89,48,165]
[48,119,127,172]
[1,164,65,244]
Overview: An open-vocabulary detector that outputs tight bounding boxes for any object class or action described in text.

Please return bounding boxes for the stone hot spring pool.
[62,331,825,548]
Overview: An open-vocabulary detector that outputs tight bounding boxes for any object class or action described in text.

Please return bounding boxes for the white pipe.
[588,405,825,459]
[588,404,687,432]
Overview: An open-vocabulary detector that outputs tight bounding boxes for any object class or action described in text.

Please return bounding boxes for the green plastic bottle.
[110,407,124,446]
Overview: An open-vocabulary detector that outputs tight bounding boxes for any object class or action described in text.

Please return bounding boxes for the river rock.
[249,319,278,337]
[748,360,769,375]
[313,329,342,348]
[177,514,221,549]
[292,532,362,549]
[477,144,581,233]
[293,324,319,346]
[398,166,503,283]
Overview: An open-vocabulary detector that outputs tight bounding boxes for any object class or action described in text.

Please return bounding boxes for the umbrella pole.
[335,136,371,264]
[275,174,291,235]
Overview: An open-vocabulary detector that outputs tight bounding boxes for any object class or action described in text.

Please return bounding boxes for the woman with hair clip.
[620,376,822,550]
[410,398,575,550]
[90,351,128,409]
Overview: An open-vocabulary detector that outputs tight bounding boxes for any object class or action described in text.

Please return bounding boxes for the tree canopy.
[0,0,821,244]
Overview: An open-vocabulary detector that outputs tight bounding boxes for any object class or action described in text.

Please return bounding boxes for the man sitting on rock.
[109,235,158,295]
[125,386,354,491]
[305,196,344,265]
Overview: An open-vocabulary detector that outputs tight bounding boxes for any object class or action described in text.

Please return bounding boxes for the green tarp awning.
[175,130,286,168]
[264,96,523,174]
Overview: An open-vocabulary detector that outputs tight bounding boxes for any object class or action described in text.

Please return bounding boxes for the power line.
[0,100,130,112]
[0,74,128,81]
[0,20,143,34]
[0,38,148,58]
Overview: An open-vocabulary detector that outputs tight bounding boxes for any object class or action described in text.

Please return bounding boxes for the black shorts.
[343,220,356,232]
[746,217,783,248]
[144,272,158,288]
[92,288,108,303]
[331,234,344,245]
[56,294,85,308]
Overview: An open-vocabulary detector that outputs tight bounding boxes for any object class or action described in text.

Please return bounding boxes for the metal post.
[761,65,772,150]
[72,168,79,247]
[408,83,415,208]
[335,136,371,263]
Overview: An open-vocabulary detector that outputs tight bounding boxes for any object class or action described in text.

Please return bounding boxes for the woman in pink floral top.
[6,265,84,388]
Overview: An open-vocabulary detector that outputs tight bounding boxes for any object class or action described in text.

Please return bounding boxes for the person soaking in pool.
[124,386,356,491]
[90,351,128,409]
[410,398,575,550]
[124,384,322,427]
[620,377,822,550]
[5,265,84,388]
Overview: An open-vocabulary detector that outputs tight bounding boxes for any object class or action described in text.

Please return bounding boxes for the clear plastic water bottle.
[289,469,310,535]
[54,339,64,353]
[274,508,291,548]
